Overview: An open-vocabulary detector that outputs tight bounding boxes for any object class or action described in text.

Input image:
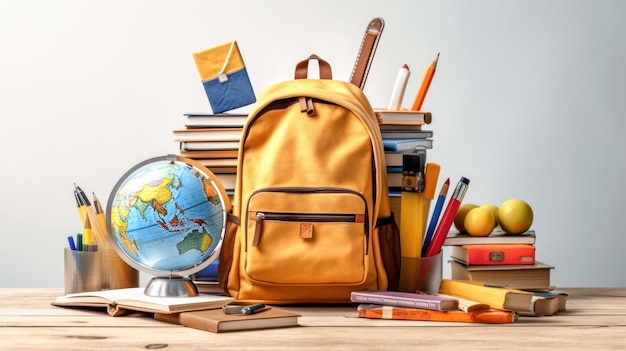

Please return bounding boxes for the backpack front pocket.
[244,187,369,285]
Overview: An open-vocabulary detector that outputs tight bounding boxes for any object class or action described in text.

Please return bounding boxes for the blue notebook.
[382,138,433,151]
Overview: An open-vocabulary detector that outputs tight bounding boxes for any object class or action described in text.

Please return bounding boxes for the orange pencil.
[411,53,440,111]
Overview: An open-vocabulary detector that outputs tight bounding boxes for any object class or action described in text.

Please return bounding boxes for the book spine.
[357,305,516,324]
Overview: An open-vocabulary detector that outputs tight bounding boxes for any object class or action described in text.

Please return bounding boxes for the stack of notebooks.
[375,109,433,227]
[173,112,247,195]
[173,112,248,284]
[442,229,567,316]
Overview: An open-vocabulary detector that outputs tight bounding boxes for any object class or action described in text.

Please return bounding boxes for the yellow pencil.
[83,215,93,245]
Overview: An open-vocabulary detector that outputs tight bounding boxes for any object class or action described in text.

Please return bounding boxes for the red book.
[451,244,535,265]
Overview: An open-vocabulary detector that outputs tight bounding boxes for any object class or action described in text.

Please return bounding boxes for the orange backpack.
[218,55,400,303]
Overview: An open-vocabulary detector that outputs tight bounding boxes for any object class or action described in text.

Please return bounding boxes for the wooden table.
[1,288,625,350]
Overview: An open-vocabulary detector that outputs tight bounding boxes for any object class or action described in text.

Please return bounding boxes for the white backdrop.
[1,0,625,288]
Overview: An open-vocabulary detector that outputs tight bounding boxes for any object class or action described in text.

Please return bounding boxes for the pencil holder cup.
[415,252,443,294]
[64,248,104,294]
[398,252,443,294]
[101,246,139,290]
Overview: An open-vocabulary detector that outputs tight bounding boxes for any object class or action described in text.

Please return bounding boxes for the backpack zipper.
[251,211,364,247]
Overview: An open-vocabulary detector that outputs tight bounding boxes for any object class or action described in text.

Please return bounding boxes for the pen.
[422,177,449,257]
[241,303,266,315]
[411,53,439,111]
[424,176,470,257]
[387,64,410,110]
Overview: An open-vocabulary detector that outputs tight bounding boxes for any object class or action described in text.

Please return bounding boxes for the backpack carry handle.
[295,54,332,80]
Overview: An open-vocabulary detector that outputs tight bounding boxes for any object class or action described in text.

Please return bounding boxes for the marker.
[76,233,83,252]
[424,176,470,257]
[67,235,77,251]
[387,64,410,110]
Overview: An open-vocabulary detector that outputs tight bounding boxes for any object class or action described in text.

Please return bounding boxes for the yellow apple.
[464,207,496,236]
[453,203,478,233]
[480,203,499,227]
[497,199,533,234]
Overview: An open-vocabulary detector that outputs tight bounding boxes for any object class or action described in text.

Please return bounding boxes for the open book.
[52,288,233,316]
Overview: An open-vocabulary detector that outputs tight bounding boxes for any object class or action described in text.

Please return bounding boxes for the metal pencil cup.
[415,252,443,294]
[64,248,103,294]
[101,246,139,290]
[399,252,443,294]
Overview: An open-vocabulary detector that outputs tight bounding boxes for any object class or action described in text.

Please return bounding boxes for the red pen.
[424,177,470,257]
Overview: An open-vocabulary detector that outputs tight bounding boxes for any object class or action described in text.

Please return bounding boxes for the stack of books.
[374,109,433,227]
[174,112,247,194]
[442,229,567,316]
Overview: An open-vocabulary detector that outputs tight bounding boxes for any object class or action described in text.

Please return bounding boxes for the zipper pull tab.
[298,97,315,116]
[252,212,265,247]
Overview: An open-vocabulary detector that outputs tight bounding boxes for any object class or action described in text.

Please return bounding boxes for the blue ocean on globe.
[109,159,225,273]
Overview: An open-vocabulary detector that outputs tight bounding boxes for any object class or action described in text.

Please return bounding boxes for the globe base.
[143,276,199,297]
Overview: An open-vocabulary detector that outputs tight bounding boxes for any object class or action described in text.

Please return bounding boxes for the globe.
[106,155,230,296]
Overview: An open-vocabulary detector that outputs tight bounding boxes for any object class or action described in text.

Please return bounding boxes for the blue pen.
[422,178,450,256]
[67,235,77,251]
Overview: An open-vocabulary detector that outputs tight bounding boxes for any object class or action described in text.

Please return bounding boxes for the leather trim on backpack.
[376,212,401,291]
[217,212,240,293]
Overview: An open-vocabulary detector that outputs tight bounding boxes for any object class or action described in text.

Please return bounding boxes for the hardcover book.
[357,304,517,324]
[155,306,300,333]
[382,138,433,151]
[450,260,554,291]
[439,279,534,312]
[443,230,536,246]
[193,41,256,113]
[380,130,433,139]
[179,150,239,159]
[350,290,458,311]
[52,288,233,316]
[374,109,432,124]
[179,141,240,151]
[173,128,243,142]
[524,290,568,316]
[184,112,248,128]
[451,244,536,265]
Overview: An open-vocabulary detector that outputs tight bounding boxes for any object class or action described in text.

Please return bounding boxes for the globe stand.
[144,276,199,297]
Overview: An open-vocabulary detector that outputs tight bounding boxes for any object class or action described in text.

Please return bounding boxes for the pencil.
[93,192,110,243]
[424,177,470,257]
[411,53,439,111]
[73,183,89,227]
[422,178,450,257]
[83,215,93,245]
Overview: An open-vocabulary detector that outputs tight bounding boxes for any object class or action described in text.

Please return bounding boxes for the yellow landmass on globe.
[136,177,174,216]
[110,196,138,257]
[176,228,213,255]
